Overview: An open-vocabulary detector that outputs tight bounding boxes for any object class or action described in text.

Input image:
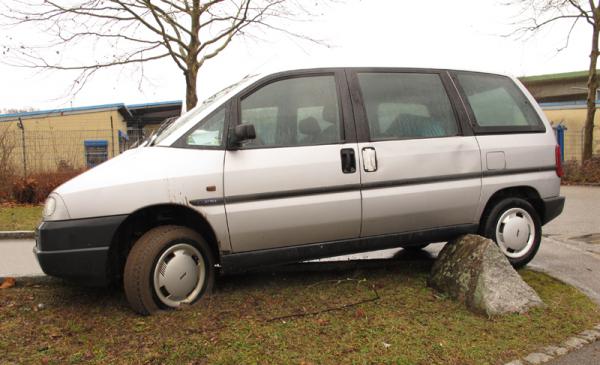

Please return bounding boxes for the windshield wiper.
[148,117,177,146]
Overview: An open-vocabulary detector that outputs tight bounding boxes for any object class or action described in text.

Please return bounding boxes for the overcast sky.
[0,0,592,111]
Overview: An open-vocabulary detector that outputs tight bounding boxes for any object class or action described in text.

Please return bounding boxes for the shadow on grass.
[217,247,435,293]
[16,247,437,314]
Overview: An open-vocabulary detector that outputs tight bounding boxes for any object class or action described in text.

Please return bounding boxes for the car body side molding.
[189,166,556,207]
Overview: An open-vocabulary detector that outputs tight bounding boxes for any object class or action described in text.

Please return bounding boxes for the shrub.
[11,177,38,204]
[56,159,77,173]
[0,126,16,201]
[8,169,85,204]
[563,157,600,185]
[0,169,15,202]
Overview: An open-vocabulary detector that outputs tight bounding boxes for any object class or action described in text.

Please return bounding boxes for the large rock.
[428,234,543,316]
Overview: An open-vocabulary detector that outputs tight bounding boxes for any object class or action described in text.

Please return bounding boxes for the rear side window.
[357,73,458,140]
[240,75,342,148]
[456,72,543,130]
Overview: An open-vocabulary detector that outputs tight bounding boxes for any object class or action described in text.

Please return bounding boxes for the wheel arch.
[478,185,544,232]
[107,203,221,284]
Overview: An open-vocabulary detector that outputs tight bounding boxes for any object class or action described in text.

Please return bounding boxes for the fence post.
[110,115,115,158]
[555,124,566,163]
[17,117,27,176]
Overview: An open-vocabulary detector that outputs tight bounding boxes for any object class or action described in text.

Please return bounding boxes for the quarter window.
[357,73,458,140]
[456,72,543,128]
[186,108,226,147]
[240,75,342,147]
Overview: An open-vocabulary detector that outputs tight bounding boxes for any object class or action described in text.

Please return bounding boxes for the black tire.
[123,225,215,315]
[480,197,542,268]
[403,243,430,251]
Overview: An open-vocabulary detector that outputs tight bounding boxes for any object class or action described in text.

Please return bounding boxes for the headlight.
[43,196,56,217]
[43,193,71,221]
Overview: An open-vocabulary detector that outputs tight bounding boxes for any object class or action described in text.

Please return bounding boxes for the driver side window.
[240,75,342,148]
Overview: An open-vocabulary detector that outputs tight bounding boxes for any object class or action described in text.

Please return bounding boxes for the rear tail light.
[555,145,564,178]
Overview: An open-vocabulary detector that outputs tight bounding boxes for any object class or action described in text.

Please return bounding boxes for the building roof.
[126,100,182,110]
[127,100,183,125]
[519,70,592,84]
[0,100,182,123]
[519,70,597,103]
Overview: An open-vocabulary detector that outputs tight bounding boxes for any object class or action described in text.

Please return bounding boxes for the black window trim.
[227,68,357,150]
[345,67,472,143]
[449,70,547,135]
[172,101,231,150]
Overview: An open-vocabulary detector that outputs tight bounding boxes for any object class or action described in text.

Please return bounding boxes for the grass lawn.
[0,205,42,231]
[1,258,598,365]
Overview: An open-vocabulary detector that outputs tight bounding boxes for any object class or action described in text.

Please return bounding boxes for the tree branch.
[0,0,335,109]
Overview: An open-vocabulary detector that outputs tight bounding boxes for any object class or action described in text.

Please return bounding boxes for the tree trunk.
[185,67,199,111]
[185,1,201,112]
[583,23,599,161]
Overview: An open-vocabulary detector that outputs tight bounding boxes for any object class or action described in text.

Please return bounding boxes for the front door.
[348,70,482,237]
[224,71,362,253]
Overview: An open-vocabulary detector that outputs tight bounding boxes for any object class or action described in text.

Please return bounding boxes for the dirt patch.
[570,233,600,245]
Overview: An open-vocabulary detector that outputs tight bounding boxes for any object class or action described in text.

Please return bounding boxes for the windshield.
[153,74,256,145]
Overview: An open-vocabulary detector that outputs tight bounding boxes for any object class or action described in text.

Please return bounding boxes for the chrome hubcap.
[495,208,535,258]
[153,243,205,308]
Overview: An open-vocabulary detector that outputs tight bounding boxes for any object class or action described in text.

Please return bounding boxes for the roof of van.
[248,63,512,79]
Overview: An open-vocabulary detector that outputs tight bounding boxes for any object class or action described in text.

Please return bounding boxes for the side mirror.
[231,123,256,145]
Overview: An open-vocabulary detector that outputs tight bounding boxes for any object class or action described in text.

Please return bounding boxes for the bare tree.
[509,0,599,161]
[0,124,17,197]
[0,1,327,110]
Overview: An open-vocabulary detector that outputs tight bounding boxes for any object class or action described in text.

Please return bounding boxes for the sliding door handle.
[362,147,377,172]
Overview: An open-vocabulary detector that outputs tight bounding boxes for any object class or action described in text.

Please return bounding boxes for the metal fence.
[561,127,600,162]
[0,127,147,176]
[0,124,597,177]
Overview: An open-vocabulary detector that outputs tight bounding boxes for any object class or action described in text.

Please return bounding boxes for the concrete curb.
[504,324,600,365]
[0,231,34,239]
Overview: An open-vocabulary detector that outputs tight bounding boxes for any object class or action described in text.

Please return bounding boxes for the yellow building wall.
[543,107,600,162]
[0,109,128,174]
[2,104,597,174]
[143,123,161,136]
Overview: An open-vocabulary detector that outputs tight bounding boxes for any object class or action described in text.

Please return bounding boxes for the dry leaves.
[0,277,16,289]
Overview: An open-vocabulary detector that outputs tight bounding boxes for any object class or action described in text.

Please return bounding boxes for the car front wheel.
[123,225,215,315]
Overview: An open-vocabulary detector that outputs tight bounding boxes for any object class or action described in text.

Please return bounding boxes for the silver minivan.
[35,67,565,314]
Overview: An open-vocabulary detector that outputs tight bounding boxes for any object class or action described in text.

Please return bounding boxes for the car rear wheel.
[402,243,430,251]
[123,225,215,315]
[481,197,542,268]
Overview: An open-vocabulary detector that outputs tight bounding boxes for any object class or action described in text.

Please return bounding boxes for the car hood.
[55,147,179,219]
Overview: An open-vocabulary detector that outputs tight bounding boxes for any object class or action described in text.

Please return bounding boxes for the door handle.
[340,148,356,173]
[362,147,377,172]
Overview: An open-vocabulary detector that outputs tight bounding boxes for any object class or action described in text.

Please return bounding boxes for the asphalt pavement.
[0,239,42,277]
[547,341,600,365]
[543,185,600,243]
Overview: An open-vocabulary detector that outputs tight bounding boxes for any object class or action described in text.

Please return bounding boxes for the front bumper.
[541,196,565,225]
[35,215,127,286]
